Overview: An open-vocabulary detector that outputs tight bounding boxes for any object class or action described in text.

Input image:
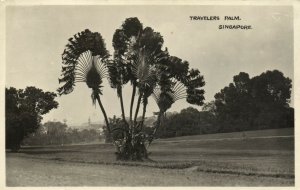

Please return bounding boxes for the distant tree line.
[23,121,103,146]
[155,70,294,138]
[6,70,294,150]
[154,107,216,138]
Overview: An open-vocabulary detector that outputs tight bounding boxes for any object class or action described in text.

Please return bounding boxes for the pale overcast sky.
[6,5,293,125]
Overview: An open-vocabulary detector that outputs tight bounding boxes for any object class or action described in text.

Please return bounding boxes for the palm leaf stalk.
[129,84,137,129]
[107,58,129,130]
[132,47,164,132]
[112,18,143,138]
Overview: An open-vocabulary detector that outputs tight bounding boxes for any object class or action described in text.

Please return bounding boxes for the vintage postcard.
[0,0,299,188]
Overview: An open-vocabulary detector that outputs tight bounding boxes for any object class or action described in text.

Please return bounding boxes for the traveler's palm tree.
[58,18,205,160]
[58,29,111,133]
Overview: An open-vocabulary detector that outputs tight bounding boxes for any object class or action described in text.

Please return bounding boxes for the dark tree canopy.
[122,17,143,38]
[213,70,293,132]
[251,70,292,106]
[154,107,216,138]
[6,86,58,151]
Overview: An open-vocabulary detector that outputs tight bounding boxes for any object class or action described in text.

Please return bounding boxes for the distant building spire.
[88,117,91,127]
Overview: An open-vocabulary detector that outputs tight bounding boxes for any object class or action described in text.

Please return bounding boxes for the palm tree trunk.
[120,93,126,122]
[134,93,142,126]
[148,110,163,147]
[118,87,128,125]
[140,101,147,129]
[118,87,130,138]
[95,94,122,153]
[129,84,136,124]
[129,84,136,136]
[95,94,111,134]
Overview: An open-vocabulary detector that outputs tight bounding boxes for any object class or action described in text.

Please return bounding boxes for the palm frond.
[132,47,159,85]
[185,69,205,106]
[90,88,103,106]
[95,56,109,79]
[151,78,186,112]
[74,50,92,80]
[107,58,129,90]
[152,86,161,104]
[169,80,187,102]
[58,29,109,95]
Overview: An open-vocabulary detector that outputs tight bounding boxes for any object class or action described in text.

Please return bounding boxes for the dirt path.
[6,156,294,186]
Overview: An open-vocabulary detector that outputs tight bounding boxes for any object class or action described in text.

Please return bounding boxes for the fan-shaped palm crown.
[58,29,109,96]
[153,56,205,113]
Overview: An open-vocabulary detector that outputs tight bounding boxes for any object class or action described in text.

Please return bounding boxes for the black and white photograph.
[1,0,298,187]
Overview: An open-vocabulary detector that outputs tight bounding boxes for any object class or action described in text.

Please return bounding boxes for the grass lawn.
[6,128,294,186]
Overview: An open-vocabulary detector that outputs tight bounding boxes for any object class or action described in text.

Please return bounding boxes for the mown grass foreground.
[6,128,294,186]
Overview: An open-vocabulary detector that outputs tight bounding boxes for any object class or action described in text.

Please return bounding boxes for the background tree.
[5,86,58,151]
[251,70,293,129]
[23,121,103,146]
[155,107,216,138]
[44,121,67,145]
[213,70,293,132]
[214,72,253,131]
[22,125,48,146]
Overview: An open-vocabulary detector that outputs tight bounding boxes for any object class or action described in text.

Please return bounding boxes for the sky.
[6,5,293,126]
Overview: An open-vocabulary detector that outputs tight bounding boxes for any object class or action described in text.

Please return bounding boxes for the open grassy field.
[6,128,294,186]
